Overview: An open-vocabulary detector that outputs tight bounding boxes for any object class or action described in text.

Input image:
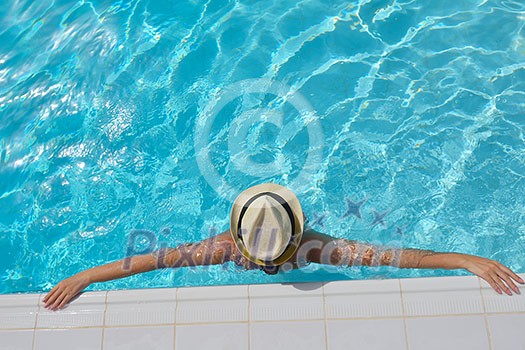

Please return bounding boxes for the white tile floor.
[0,273,524,350]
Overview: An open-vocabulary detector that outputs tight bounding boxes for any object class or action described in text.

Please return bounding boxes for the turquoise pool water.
[1,0,524,294]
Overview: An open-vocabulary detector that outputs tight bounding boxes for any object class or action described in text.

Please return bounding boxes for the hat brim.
[230,183,304,266]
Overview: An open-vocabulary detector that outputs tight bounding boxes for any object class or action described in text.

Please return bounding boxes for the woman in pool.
[43,183,523,310]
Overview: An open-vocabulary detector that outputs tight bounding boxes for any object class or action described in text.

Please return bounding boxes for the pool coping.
[0,273,524,349]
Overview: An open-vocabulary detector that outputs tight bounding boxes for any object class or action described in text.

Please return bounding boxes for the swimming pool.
[0,0,524,294]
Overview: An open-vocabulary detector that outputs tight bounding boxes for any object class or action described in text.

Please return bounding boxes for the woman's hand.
[462,255,524,295]
[43,272,91,310]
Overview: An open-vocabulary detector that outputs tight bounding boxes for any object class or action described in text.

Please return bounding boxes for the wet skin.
[43,227,524,310]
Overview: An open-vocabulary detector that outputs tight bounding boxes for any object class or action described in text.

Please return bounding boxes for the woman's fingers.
[483,274,502,294]
[43,291,53,305]
[494,268,521,294]
[42,285,57,303]
[48,292,63,310]
[480,266,523,296]
[57,293,72,310]
[46,288,67,310]
[43,284,61,304]
[489,271,512,295]
[44,288,61,308]
[496,263,524,284]
[50,292,68,310]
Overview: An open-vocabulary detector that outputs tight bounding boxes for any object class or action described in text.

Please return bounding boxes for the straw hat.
[230,183,304,267]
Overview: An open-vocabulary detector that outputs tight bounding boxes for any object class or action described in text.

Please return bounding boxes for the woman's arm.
[300,229,524,295]
[42,253,159,310]
[416,252,523,295]
[43,231,234,310]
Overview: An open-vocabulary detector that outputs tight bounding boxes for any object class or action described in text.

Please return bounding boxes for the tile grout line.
[174,288,178,350]
[398,279,410,350]
[478,277,493,350]
[31,294,40,350]
[101,291,108,350]
[247,285,251,350]
[322,284,329,350]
